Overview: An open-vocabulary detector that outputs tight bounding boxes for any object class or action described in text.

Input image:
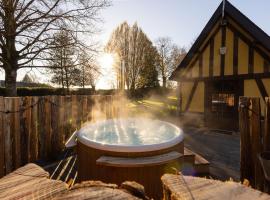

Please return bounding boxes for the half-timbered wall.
[179,17,270,114]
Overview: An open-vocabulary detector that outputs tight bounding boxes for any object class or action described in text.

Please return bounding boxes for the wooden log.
[264,97,270,151]
[239,97,253,183]
[30,96,39,161]
[250,98,264,190]
[13,97,21,169]
[0,163,68,200]
[161,173,270,200]
[4,98,13,173]
[0,97,4,177]
[52,181,145,200]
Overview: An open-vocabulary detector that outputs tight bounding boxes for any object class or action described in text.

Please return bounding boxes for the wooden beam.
[233,32,239,75]
[185,81,198,112]
[209,37,214,77]
[264,60,270,73]
[227,23,270,64]
[248,46,254,74]
[199,55,203,77]
[255,78,268,101]
[174,73,270,82]
[220,25,226,77]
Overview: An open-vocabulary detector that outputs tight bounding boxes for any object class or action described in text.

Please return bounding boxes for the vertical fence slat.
[250,98,264,190]
[38,96,45,160]
[87,96,93,122]
[0,97,4,177]
[239,97,253,183]
[58,96,65,149]
[82,96,88,124]
[4,98,12,173]
[51,96,59,159]
[45,96,52,159]
[265,97,270,151]
[30,96,38,161]
[13,98,21,169]
[71,95,78,132]
[64,96,72,141]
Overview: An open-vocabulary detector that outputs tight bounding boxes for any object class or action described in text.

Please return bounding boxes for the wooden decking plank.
[64,155,77,183]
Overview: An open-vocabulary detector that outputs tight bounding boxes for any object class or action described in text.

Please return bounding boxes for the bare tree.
[0,0,110,96]
[78,51,101,91]
[155,37,186,88]
[48,28,80,89]
[106,22,159,92]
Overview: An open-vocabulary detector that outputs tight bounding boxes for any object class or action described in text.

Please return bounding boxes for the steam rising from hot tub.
[79,118,180,146]
[67,117,184,153]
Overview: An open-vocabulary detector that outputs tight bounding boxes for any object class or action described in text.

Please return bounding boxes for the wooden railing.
[0,95,120,178]
[239,97,270,192]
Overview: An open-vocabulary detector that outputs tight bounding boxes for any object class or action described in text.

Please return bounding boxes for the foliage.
[0,0,110,96]
[106,22,159,91]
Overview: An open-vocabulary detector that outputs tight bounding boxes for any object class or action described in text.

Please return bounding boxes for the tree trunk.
[5,69,17,97]
[162,76,166,88]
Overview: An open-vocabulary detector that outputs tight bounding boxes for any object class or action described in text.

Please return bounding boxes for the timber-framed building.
[171,0,270,130]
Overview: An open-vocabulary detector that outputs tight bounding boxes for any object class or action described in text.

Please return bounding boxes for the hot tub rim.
[76,118,184,153]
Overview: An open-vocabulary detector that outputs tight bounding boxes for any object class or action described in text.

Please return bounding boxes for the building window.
[211,93,235,112]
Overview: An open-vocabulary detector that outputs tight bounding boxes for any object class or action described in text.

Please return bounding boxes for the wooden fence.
[0,95,120,178]
[239,97,270,192]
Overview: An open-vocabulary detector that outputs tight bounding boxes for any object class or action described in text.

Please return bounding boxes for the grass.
[125,95,179,119]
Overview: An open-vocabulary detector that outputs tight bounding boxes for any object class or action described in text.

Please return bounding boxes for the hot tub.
[73,118,184,199]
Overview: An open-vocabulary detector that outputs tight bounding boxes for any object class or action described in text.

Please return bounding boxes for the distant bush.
[0,87,97,96]
[0,86,173,97]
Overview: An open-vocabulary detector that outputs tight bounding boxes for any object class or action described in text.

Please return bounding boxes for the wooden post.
[4,98,13,173]
[239,97,253,183]
[0,97,4,177]
[264,97,270,151]
[13,97,21,169]
[250,98,264,190]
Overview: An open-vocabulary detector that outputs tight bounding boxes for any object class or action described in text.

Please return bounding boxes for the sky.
[95,0,270,89]
[2,0,270,89]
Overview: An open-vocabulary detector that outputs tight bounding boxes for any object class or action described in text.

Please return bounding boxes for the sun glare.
[98,53,115,70]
